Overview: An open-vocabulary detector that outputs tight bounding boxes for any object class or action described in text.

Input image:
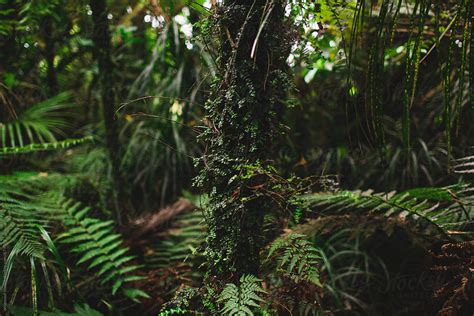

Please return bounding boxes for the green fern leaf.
[218,274,266,315]
[265,233,322,286]
[58,200,145,298]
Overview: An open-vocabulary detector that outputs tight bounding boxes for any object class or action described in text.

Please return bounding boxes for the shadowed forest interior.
[0,0,473,315]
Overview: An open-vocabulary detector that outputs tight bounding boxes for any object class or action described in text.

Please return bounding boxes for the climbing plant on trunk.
[196,0,294,287]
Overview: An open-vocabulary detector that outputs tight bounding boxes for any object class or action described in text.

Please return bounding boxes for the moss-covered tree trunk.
[198,0,292,285]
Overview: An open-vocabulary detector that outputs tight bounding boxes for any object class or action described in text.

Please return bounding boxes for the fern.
[0,136,94,155]
[267,233,322,286]
[454,155,474,174]
[58,200,147,300]
[0,173,72,313]
[146,209,205,270]
[157,307,187,316]
[138,207,206,302]
[297,186,473,234]
[217,274,266,316]
[0,173,62,258]
[0,199,48,259]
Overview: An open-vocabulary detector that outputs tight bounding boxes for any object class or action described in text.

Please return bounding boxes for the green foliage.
[0,136,94,155]
[340,0,473,153]
[217,274,266,316]
[1,0,473,314]
[298,186,473,234]
[58,200,147,300]
[120,117,193,209]
[145,209,205,271]
[267,233,322,286]
[144,208,206,297]
[0,190,51,259]
[0,0,16,36]
[158,307,187,316]
[0,173,71,313]
[292,207,303,225]
[7,303,103,316]
[1,92,74,148]
[316,228,390,313]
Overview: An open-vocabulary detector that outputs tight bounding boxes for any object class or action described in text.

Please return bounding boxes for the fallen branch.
[125,198,196,243]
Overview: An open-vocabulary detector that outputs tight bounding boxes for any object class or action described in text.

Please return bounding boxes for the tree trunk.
[43,16,58,96]
[90,0,127,223]
[197,0,292,286]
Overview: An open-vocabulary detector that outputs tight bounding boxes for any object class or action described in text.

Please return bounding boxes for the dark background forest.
[0,0,473,315]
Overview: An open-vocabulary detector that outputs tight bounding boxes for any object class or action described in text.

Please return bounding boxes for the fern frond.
[0,136,94,155]
[454,155,474,174]
[0,176,60,258]
[0,205,46,259]
[218,274,266,316]
[266,233,322,286]
[297,186,473,234]
[145,209,205,272]
[0,172,73,312]
[157,307,187,316]
[58,200,147,300]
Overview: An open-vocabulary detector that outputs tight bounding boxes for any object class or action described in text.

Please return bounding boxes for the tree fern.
[58,200,147,300]
[267,233,322,286]
[217,274,266,316]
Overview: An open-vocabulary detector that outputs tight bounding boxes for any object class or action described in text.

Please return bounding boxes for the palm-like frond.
[0,92,74,148]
